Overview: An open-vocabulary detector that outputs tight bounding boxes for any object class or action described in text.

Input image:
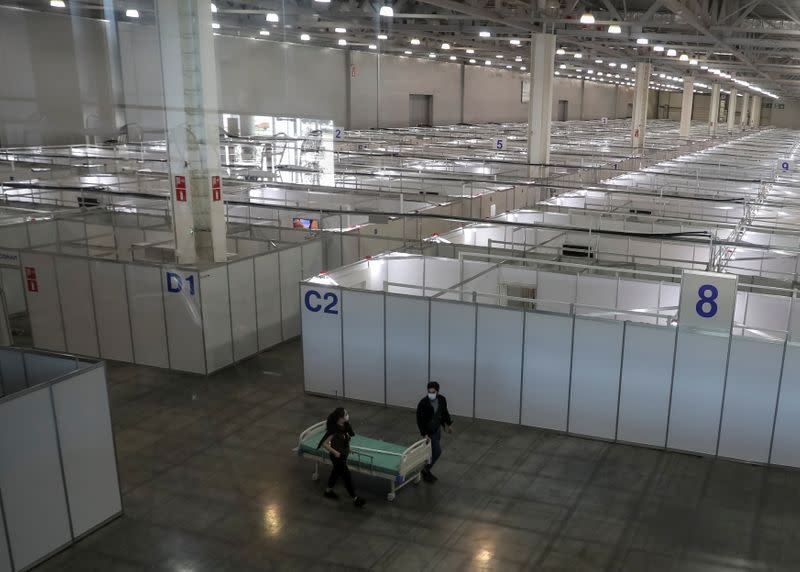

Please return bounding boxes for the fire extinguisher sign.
[175,175,187,202]
[25,266,38,292]
[211,176,221,201]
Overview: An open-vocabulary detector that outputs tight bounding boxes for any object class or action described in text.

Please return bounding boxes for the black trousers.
[327,454,356,498]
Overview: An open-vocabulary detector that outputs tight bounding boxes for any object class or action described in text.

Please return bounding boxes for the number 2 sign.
[678,270,738,332]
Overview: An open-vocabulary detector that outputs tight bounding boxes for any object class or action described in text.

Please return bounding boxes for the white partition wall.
[717,337,783,462]
[617,323,676,446]
[667,329,730,455]
[126,264,169,369]
[429,299,476,417]
[385,295,429,409]
[569,318,624,439]
[20,252,66,352]
[771,343,800,467]
[200,267,234,373]
[474,306,523,424]
[51,365,121,537]
[55,257,99,358]
[255,253,283,350]
[301,285,344,397]
[342,291,385,404]
[163,269,205,374]
[520,312,573,431]
[228,259,258,361]
[89,261,133,363]
[280,248,303,339]
[536,272,576,313]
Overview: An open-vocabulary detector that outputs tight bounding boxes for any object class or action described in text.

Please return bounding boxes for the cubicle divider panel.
[576,276,618,317]
[89,261,133,363]
[0,349,25,397]
[21,252,66,352]
[536,272,576,314]
[51,365,122,537]
[55,257,99,358]
[342,290,385,404]
[385,295,429,409]
[0,390,72,571]
[126,264,169,369]
[0,265,25,316]
[568,317,624,440]
[617,279,660,325]
[162,269,205,374]
[617,323,676,447]
[667,329,730,455]
[474,306,523,424]
[429,299,476,417]
[770,343,800,467]
[200,267,234,374]
[255,253,283,350]
[301,284,343,397]
[520,311,572,431]
[23,352,77,387]
[742,292,791,335]
[717,337,783,463]
[387,257,423,295]
[302,241,323,277]
[27,221,57,247]
[279,249,302,339]
[228,259,258,362]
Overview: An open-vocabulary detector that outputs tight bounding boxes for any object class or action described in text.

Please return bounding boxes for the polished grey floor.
[34,339,800,571]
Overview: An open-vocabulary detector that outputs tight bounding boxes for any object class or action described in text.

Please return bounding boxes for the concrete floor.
[33,339,800,571]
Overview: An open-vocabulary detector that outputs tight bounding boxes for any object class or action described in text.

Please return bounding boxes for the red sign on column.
[24,267,38,293]
[175,175,187,202]
[211,176,221,201]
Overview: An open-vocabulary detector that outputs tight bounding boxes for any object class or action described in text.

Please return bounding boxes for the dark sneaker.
[353,497,366,508]
[323,490,339,500]
[422,470,437,483]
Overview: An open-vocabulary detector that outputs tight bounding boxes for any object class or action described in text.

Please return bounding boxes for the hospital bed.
[296,420,431,501]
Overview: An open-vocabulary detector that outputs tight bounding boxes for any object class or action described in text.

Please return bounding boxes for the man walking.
[416,381,453,482]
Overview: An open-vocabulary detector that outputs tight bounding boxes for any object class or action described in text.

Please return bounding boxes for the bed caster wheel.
[311,472,319,481]
[387,492,396,502]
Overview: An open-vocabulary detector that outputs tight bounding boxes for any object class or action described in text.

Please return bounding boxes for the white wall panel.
[617,323,675,446]
[301,241,323,278]
[24,352,77,386]
[521,312,572,431]
[342,290,385,404]
[576,276,618,317]
[126,264,169,369]
[0,267,25,315]
[385,295,429,409]
[255,253,283,350]
[667,330,730,455]
[301,285,343,396]
[89,261,133,363]
[617,279,660,324]
[21,252,66,352]
[52,366,122,537]
[0,349,26,396]
[537,272,576,313]
[387,257,424,295]
[429,300,475,417]
[475,306,523,423]
[56,257,99,357]
[771,343,800,467]
[27,221,57,247]
[200,267,233,373]
[743,292,790,335]
[228,260,258,361]
[569,318,624,439]
[279,248,302,339]
[718,337,782,463]
[163,269,205,374]
[0,390,71,570]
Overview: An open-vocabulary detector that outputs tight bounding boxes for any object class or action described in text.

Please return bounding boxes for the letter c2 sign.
[304,290,338,315]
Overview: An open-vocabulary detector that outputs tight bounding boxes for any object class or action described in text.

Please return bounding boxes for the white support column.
[631,62,652,150]
[527,33,556,180]
[708,82,721,137]
[749,95,760,128]
[726,87,737,133]
[679,75,694,138]
[740,92,750,130]
[157,0,226,264]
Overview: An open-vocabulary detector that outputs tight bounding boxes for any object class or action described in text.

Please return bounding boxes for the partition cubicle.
[301,253,800,469]
[0,348,121,572]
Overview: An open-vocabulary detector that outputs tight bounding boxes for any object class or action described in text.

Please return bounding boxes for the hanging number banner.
[678,270,738,332]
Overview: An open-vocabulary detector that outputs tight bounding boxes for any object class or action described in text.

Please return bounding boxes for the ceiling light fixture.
[666,48,677,56]
[479,30,491,38]
[608,23,621,34]
[379,5,393,17]
[579,11,595,24]
[50,0,66,6]
[466,48,474,54]
[377,34,388,40]
[334,27,346,33]
[620,63,628,69]
[679,53,689,61]
[653,45,664,52]
[429,52,436,58]
[211,3,217,12]
[125,8,139,18]
[573,53,582,59]
[338,39,347,46]
[636,38,649,45]
[689,59,698,65]
[259,30,269,35]
[300,33,310,41]
[556,48,566,55]
[404,50,412,55]
[369,44,377,50]
[485,59,492,65]
[266,11,279,22]
[441,42,450,49]
[469,58,476,63]
[212,22,221,29]
[450,55,457,60]
[521,66,526,70]
[410,38,420,45]
[510,39,521,46]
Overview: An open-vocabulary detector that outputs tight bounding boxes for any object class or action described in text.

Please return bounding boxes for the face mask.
[428,393,437,400]
[344,413,350,422]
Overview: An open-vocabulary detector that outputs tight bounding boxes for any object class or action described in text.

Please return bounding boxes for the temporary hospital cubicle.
[0,348,121,572]
[18,237,323,374]
[301,253,800,470]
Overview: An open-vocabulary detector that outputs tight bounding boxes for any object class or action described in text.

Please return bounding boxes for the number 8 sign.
[678,270,738,332]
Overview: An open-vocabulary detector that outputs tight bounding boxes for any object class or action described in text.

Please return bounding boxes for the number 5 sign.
[678,270,738,332]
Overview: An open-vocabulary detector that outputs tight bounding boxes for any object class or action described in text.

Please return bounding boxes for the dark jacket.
[317,422,355,458]
[416,395,453,436]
